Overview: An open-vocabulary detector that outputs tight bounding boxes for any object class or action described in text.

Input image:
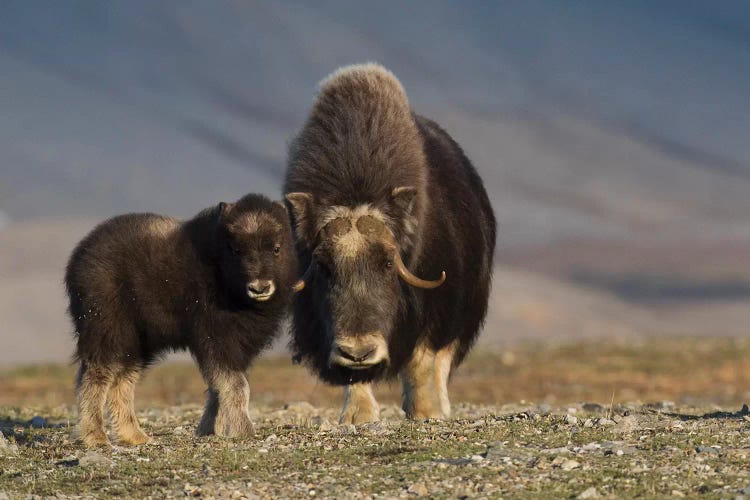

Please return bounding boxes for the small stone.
[671,490,685,497]
[317,419,334,432]
[578,486,599,499]
[582,403,604,413]
[258,448,269,454]
[173,426,187,435]
[543,447,571,455]
[597,418,616,427]
[470,454,484,462]
[360,421,390,435]
[565,415,578,425]
[560,459,581,471]
[184,484,202,496]
[582,442,601,452]
[29,416,47,428]
[695,446,721,455]
[264,433,278,442]
[408,482,429,496]
[583,419,594,428]
[614,415,639,433]
[79,451,113,467]
[602,441,637,456]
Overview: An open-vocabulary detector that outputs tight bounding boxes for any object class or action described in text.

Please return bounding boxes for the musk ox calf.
[285,63,496,423]
[65,194,300,447]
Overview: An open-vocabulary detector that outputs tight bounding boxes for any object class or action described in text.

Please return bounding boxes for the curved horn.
[292,260,314,293]
[394,251,446,289]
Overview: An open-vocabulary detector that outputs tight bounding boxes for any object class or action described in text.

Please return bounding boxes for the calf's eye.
[385,259,393,269]
[273,245,281,255]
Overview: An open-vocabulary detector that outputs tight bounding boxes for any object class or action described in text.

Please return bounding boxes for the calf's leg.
[77,363,114,447]
[339,383,380,424]
[108,366,151,445]
[197,369,253,437]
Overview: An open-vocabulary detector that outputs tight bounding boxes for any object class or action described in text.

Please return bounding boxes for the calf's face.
[215,202,295,307]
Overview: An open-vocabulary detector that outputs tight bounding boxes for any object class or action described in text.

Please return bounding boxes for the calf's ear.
[285,192,315,240]
[217,202,234,219]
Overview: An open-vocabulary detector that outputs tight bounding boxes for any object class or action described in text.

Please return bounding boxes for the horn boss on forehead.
[355,215,387,236]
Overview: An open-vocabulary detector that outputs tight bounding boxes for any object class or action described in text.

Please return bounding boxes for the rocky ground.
[2,401,750,499]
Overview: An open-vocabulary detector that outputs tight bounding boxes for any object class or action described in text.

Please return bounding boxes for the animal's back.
[65,213,181,365]
[411,114,496,365]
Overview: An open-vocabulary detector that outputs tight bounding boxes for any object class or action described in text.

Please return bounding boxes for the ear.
[217,201,234,219]
[285,192,314,234]
[274,200,288,212]
[390,186,417,216]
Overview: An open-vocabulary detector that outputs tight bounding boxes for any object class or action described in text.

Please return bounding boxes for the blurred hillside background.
[1,0,749,365]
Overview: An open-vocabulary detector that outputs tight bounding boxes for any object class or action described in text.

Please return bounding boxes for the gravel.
[2,401,750,498]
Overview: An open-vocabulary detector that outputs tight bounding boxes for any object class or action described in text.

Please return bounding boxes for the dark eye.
[227,242,240,255]
[273,245,281,255]
[385,259,393,269]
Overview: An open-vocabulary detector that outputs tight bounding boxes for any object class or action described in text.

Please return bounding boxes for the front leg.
[400,341,445,419]
[339,383,380,424]
[197,369,253,437]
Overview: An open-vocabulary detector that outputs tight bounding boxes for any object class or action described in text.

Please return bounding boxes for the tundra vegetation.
[1,338,749,498]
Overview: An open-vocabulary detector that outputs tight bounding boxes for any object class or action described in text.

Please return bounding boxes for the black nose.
[335,344,377,363]
[248,282,271,294]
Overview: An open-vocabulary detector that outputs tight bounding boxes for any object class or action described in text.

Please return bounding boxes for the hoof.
[339,405,380,425]
[118,430,152,446]
[82,430,111,448]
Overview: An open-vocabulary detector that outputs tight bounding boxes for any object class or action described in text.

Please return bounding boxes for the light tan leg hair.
[77,363,114,447]
[434,341,457,418]
[339,383,380,424]
[108,367,151,445]
[197,370,253,437]
[401,341,457,419]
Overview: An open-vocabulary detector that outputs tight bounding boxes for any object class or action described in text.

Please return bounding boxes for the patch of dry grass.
[1,337,748,410]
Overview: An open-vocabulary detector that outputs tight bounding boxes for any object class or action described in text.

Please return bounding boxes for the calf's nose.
[247,279,275,299]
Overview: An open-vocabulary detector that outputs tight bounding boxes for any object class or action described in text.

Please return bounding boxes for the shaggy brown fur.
[65,194,297,447]
[284,63,496,422]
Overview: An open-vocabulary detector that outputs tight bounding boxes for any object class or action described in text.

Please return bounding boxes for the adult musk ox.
[65,194,300,447]
[284,64,496,423]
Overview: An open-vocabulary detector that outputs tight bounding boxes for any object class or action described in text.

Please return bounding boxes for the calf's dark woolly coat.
[65,194,297,446]
[284,64,496,423]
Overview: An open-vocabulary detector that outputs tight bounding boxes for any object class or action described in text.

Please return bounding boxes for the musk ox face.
[214,200,296,307]
[287,189,445,384]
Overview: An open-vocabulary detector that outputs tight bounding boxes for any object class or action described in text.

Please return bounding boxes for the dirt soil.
[1,338,750,498]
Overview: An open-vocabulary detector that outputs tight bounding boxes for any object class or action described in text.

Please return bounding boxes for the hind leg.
[434,341,457,418]
[108,366,151,445]
[197,368,253,437]
[77,363,114,447]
